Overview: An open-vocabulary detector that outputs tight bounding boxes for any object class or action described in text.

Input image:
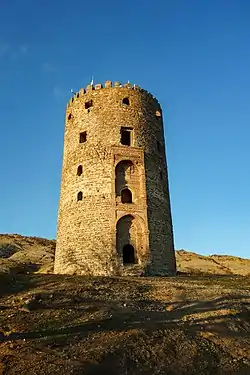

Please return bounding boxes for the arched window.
[68,113,72,120]
[123,244,135,264]
[79,131,87,143]
[77,191,83,201]
[115,160,134,197]
[121,188,132,203]
[77,165,83,176]
[122,97,130,106]
[156,110,161,118]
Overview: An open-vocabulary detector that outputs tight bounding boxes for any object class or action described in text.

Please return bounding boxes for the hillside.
[0,234,249,374]
[0,233,249,276]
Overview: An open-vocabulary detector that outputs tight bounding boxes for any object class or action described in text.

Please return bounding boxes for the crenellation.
[79,88,85,96]
[86,84,94,92]
[123,83,132,89]
[66,81,160,109]
[105,80,112,88]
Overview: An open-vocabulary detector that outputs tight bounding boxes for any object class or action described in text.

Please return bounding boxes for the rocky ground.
[0,234,249,374]
[0,274,250,374]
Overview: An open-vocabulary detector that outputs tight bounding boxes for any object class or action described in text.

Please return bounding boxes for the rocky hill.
[0,234,55,275]
[0,233,249,276]
[0,234,249,374]
[175,250,250,276]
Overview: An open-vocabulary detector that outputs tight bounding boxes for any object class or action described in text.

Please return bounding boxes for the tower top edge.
[67,81,160,108]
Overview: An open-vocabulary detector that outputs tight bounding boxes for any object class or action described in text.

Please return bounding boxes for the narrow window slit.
[157,141,161,152]
[77,192,83,201]
[79,131,87,143]
[77,165,83,176]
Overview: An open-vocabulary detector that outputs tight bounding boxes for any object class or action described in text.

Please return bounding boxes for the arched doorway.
[116,215,146,266]
[123,244,135,264]
[121,188,132,203]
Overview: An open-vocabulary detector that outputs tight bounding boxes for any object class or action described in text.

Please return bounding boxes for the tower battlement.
[67,80,161,109]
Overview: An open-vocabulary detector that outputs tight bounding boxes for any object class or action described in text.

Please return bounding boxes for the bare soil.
[0,273,250,374]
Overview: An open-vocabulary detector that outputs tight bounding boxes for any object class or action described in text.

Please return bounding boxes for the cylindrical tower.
[54,80,176,276]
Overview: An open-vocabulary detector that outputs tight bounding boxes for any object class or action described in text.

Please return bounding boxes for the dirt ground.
[0,274,250,375]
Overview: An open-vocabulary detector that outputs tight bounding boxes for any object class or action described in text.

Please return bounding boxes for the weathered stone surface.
[54,82,177,276]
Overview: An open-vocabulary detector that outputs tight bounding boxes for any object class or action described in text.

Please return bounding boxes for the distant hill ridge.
[0,233,249,276]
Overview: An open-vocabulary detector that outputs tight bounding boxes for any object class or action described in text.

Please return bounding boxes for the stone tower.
[54,80,176,276]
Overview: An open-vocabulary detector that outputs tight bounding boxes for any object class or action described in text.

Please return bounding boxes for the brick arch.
[116,214,146,265]
[115,160,134,197]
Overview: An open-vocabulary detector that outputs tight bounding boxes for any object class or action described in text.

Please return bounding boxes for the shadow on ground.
[0,274,250,374]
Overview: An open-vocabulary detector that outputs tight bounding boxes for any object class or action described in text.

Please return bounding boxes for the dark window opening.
[157,141,161,152]
[77,165,83,176]
[121,188,132,203]
[122,97,130,105]
[77,191,83,201]
[71,98,74,103]
[121,127,132,146]
[160,171,163,180]
[123,244,135,264]
[85,100,93,109]
[79,131,87,143]
[77,93,79,98]
[68,113,72,120]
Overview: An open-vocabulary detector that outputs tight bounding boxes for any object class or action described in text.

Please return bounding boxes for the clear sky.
[0,1,249,258]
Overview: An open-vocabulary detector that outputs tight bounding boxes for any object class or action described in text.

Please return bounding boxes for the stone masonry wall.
[54,81,176,276]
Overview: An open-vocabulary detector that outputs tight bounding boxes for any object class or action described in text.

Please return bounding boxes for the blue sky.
[0,1,249,258]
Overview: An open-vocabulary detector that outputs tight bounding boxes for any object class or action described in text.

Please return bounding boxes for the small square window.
[122,97,130,106]
[121,127,133,146]
[79,131,87,143]
[85,100,93,109]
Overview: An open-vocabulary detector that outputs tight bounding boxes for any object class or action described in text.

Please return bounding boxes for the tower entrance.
[116,214,147,267]
[123,244,135,264]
